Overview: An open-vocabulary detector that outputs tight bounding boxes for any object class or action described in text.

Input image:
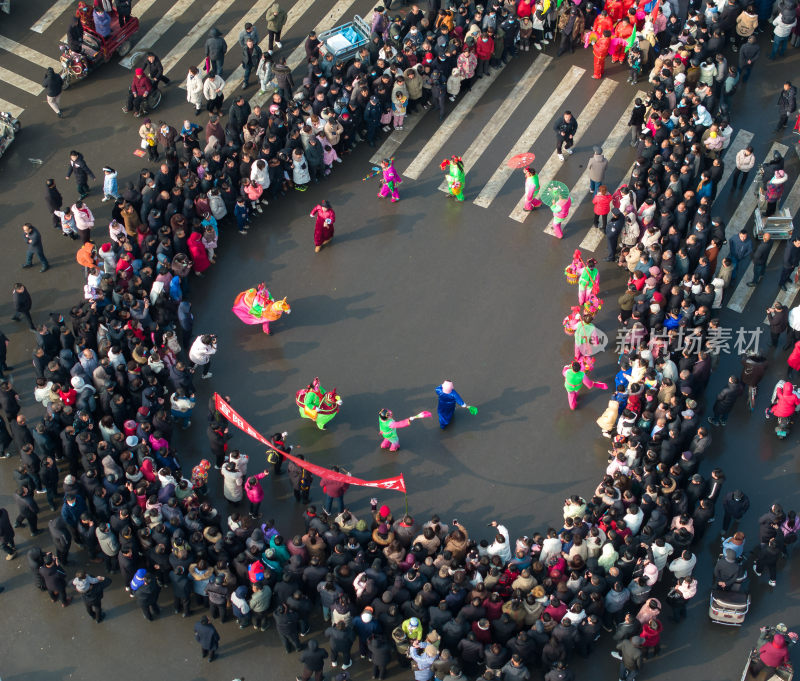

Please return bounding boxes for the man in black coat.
[14,485,40,535]
[49,516,72,565]
[748,232,772,287]
[194,615,220,661]
[21,224,49,273]
[39,554,70,605]
[43,67,63,117]
[722,489,750,534]
[170,564,193,617]
[298,639,328,681]
[776,80,798,131]
[44,179,63,231]
[708,376,744,426]
[143,52,170,86]
[274,603,303,652]
[0,507,16,558]
[554,110,578,160]
[777,237,800,291]
[66,150,95,199]
[136,572,161,620]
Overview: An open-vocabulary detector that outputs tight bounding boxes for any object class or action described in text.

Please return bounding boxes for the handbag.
[380,111,392,125]
[140,139,147,149]
[204,56,210,72]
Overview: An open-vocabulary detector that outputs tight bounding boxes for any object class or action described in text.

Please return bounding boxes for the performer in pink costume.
[377,158,402,202]
[563,361,608,410]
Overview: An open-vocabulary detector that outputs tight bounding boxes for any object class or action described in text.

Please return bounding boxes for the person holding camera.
[189,333,217,379]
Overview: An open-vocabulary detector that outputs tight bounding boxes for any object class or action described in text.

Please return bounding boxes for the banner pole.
[404,493,409,517]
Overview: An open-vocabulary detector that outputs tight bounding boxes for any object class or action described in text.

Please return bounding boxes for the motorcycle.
[0,110,21,159]
[58,42,90,88]
[766,380,800,439]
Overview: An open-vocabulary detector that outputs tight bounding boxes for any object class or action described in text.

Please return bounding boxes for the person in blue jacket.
[435,380,468,429]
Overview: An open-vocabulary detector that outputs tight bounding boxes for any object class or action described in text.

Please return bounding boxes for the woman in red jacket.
[187,231,211,276]
[475,31,494,77]
[787,340,800,379]
[640,618,662,656]
[592,185,613,231]
[770,382,800,417]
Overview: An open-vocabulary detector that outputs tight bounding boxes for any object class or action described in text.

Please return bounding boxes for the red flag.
[214,394,407,493]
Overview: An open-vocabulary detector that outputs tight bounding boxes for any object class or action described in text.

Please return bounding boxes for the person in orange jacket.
[613,18,633,62]
[76,242,97,269]
[593,30,612,79]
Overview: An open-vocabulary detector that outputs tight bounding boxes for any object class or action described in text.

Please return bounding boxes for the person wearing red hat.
[124,67,153,118]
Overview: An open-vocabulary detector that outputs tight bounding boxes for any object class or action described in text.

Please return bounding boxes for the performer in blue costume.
[435,380,476,428]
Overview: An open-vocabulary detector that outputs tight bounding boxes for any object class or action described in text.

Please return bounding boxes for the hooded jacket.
[205,28,228,61]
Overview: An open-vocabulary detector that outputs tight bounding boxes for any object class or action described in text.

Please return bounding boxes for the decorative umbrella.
[506,152,536,169]
[539,180,570,207]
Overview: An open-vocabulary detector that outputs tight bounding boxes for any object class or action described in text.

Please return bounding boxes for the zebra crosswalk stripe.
[575,91,646,250]
[0,34,62,71]
[403,61,509,181]
[0,65,43,95]
[473,65,585,209]
[160,0,231,76]
[30,0,74,34]
[370,107,427,165]
[177,0,274,96]
[119,0,196,69]
[529,77,617,229]
[435,55,552,194]
[0,96,23,117]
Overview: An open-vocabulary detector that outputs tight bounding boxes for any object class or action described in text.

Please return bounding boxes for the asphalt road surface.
[0,1,799,680]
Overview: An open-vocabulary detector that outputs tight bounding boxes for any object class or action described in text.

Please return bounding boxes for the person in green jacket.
[562,360,607,410]
[265,2,287,51]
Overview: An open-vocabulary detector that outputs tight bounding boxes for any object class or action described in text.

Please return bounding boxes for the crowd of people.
[3,0,799,677]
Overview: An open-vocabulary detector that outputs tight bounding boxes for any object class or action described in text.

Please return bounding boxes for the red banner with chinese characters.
[213,393,407,493]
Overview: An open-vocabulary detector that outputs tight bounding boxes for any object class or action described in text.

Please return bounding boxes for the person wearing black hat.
[298,638,328,681]
[605,208,624,261]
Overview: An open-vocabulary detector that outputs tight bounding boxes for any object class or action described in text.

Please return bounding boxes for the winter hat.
[64,474,76,486]
[648,266,661,278]
[135,68,144,75]
[361,610,373,623]
[441,380,454,394]
[71,376,85,390]
[593,145,602,154]
[99,243,111,252]
[645,277,657,288]
[379,505,390,517]
[477,618,490,630]
[409,617,420,627]
[425,644,438,657]
[126,435,139,448]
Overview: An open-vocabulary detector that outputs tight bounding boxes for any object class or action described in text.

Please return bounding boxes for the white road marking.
[473,65,585,209]
[31,0,74,34]
[529,77,616,230]
[0,97,23,117]
[119,0,196,69]
[403,61,510,181]
[0,65,42,95]
[0,35,61,70]
[435,55,552,193]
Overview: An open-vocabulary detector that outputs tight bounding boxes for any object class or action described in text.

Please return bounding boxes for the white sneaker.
[202,372,213,379]
[558,153,565,161]
[255,204,263,213]
[566,148,573,155]
[534,42,542,50]
[611,652,622,660]
[768,580,776,587]
[274,41,282,49]
[341,662,352,670]
[331,662,337,668]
